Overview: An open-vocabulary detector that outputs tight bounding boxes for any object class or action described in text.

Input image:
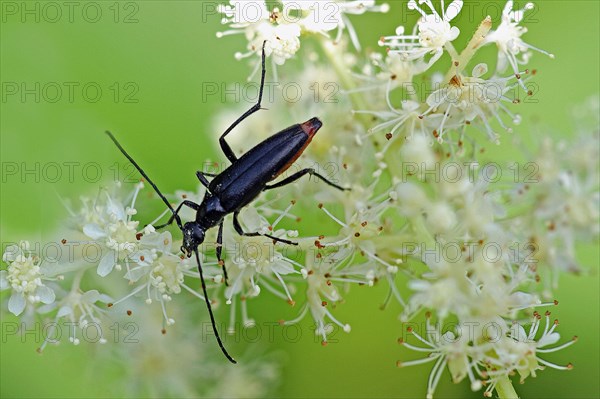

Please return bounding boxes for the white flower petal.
[83,223,106,240]
[98,293,113,303]
[444,0,463,22]
[140,231,172,253]
[8,293,26,316]
[97,250,117,277]
[106,199,126,221]
[270,260,295,275]
[538,332,560,347]
[129,250,154,266]
[81,290,100,303]
[57,305,73,318]
[2,245,20,263]
[37,285,56,304]
[510,323,528,341]
[508,291,539,308]
[240,207,265,231]
[448,26,460,41]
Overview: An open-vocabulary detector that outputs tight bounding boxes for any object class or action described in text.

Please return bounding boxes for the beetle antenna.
[105,131,182,228]
[194,248,237,364]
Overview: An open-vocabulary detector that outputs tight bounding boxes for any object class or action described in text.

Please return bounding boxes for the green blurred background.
[1,1,598,398]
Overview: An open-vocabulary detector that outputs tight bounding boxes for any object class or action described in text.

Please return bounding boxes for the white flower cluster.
[345,2,592,397]
[1,241,55,316]
[217,0,389,65]
[391,161,582,397]
[509,103,600,295]
[366,0,552,149]
[1,182,285,393]
[397,310,576,399]
[209,1,595,397]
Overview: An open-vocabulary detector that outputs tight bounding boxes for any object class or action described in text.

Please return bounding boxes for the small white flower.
[380,1,463,70]
[251,22,302,65]
[109,244,204,328]
[218,0,389,64]
[76,184,145,277]
[511,130,599,291]
[394,182,430,218]
[38,289,112,351]
[484,1,554,77]
[358,51,426,95]
[354,99,423,146]
[281,252,355,345]
[223,206,302,310]
[425,202,457,234]
[285,0,389,50]
[150,254,186,295]
[397,314,486,399]
[217,1,302,65]
[1,241,56,316]
[316,183,401,283]
[280,185,404,338]
[400,134,437,172]
[399,310,574,399]
[72,182,179,280]
[421,65,523,143]
[482,311,576,396]
[411,0,462,47]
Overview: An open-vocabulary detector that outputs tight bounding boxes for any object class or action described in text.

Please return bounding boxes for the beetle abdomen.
[210,118,321,212]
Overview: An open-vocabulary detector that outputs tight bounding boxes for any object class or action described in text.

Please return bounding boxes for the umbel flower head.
[379,0,463,72]
[75,182,146,277]
[217,0,389,65]
[1,241,56,316]
[484,1,554,77]
[397,309,576,399]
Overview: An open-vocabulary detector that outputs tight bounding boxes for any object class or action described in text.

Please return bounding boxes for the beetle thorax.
[197,192,227,229]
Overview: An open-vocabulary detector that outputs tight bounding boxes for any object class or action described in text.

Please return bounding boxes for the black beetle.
[106,41,347,363]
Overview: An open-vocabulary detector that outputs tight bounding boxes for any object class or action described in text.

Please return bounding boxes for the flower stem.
[70,270,84,293]
[443,16,492,82]
[495,375,519,399]
[443,42,460,62]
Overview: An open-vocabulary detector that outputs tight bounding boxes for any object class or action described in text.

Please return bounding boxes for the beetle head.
[181,221,205,257]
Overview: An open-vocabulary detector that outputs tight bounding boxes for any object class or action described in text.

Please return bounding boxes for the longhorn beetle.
[105,41,347,364]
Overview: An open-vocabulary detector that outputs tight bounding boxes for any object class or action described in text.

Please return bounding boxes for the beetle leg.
[154,200,200,230]
[265,168,349,191]
[232,211,298,246]
[216,221,230,286]
[196,170,217,189]
[218,41,268,163]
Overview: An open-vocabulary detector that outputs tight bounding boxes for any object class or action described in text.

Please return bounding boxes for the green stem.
[318,38,372,127]
[443,16,492,82]
[444,41,460,62]
[495,375,519,399]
